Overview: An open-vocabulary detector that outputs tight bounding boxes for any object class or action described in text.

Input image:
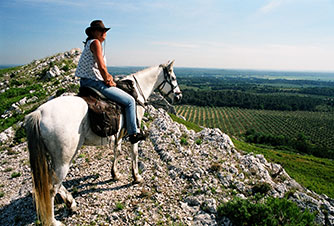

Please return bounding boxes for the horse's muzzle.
[174,92,182,103]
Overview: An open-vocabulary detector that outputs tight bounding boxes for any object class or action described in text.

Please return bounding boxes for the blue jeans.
[80,78,138,135]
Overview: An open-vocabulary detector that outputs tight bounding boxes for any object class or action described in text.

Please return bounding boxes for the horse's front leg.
[131,143,143,183]
[111,138,122,180]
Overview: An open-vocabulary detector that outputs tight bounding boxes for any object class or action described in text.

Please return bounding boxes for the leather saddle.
[78,79,139,137]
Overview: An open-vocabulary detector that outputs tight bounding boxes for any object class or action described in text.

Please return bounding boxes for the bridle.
[156,65,181,98]
[131,65,181,107]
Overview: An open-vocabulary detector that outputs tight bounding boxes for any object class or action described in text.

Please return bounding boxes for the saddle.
[78,79,139,137]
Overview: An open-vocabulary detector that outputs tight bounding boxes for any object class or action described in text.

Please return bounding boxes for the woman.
[75,20,146,144]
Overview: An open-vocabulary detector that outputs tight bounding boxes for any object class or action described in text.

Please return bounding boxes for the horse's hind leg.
[52,163,77,212]
[58,185,77,212]
[131,143,143,183]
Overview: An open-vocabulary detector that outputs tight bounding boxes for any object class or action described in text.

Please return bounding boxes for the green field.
[232,138,334,198]
[175,105,334,150]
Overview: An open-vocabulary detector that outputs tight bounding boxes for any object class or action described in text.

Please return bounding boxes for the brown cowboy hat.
[85,20,111,36]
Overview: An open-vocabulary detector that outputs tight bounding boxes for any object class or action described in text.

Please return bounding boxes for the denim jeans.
[80,78,138,135]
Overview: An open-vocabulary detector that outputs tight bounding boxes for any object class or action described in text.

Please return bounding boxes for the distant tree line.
[178,89,331,111]
[178,77,334,95]
[244,129,334,159]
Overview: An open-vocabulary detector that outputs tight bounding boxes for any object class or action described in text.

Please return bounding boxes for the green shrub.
[195,138,202,145]
[55,88,66,97]
[11,172,21,178]
[217,197,317,226]
[180,137,188,145]
[252,182,271,195]
[13,126,26,144]
[115,202,125,211]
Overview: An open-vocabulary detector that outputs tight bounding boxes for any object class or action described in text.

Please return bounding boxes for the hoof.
[52,219,64,226]
[111,170,120,181]
[112,175,120,181]
[70,200,78,212]
[133,175,144,184]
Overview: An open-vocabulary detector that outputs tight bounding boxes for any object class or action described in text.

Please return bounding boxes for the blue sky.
[1,0,334,71]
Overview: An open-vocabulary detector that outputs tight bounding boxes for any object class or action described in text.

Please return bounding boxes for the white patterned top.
[75,39,106,81]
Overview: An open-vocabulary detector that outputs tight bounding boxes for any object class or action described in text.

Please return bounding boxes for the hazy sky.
[1,0,334,71]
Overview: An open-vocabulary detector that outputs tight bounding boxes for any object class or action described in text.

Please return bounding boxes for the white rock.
[0,127,15,144]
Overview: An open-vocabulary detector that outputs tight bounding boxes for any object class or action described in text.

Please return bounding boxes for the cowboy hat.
[85,20,111,36]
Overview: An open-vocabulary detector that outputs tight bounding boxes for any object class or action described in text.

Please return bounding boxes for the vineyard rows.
[175,105,334,150]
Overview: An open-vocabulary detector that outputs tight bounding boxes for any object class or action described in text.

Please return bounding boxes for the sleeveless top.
[75,39,106,81]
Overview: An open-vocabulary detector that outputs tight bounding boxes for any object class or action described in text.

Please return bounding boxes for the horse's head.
[157,60,182,103]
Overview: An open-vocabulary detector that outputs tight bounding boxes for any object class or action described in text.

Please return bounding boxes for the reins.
[132,75,147,107]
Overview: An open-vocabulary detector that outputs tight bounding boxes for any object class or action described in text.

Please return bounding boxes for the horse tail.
[25,110,52,226]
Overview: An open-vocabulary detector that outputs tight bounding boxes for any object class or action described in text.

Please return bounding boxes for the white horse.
[24,60,181,226]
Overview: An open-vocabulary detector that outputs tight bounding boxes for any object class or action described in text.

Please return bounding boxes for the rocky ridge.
[0,105,333,225]
[0,50,334,225]
[0,48,81,123]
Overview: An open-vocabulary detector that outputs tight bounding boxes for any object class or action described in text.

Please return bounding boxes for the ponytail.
[83,36,94,47]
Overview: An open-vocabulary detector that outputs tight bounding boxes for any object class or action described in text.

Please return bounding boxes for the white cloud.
[259,0,284,14]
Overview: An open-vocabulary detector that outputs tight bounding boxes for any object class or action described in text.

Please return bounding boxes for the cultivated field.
[175,105,334,150]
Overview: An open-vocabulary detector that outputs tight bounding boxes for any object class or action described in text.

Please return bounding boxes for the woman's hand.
[105,75,116,87]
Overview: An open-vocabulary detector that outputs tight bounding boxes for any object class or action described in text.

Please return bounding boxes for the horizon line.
[1,64,334,74]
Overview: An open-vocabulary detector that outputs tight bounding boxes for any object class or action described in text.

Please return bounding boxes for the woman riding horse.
[75,20,146,143]
[25,20,182,226]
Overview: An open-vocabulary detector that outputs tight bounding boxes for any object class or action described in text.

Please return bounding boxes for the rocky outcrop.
[0,104,333,225]
[148,92,177,114]
[0,127,15,144]
[0,48,81,121]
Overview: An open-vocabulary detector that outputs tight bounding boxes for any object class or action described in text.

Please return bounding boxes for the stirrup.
[129,131,148,144]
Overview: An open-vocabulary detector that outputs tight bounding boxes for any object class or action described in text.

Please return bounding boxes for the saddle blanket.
[77,79,138,137]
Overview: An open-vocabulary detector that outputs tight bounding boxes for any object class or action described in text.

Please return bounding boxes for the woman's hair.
[83,33,106,56]
[83,35,94,46]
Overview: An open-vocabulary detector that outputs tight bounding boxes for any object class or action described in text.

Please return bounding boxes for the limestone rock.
[0,127,15,144]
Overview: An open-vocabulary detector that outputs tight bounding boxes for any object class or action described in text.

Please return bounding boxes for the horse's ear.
[167,60,175,69]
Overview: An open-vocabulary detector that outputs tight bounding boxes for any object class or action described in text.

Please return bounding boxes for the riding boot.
[129,131,148,144]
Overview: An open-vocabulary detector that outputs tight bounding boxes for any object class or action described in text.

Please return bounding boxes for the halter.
[156,65,180,98]
[131,65,180,107]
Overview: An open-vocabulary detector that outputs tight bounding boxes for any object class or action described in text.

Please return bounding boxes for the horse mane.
[129,66,158,78]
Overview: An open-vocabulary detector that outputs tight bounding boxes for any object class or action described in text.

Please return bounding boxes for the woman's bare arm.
[90,40,116,87]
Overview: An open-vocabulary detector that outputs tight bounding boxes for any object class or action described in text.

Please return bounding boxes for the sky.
[1,0,334,72]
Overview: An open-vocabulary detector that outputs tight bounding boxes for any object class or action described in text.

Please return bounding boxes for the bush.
[11,172,21,178]
[115,202,125,211]
[180,137,188,145]
[252,182,271,195]
[13,126,26,144]
[55,88,66,97]
[217,197,317,226]
[195,138,202,145]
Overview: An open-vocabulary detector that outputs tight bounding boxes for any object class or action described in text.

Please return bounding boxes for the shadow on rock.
[0,193,36,226]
